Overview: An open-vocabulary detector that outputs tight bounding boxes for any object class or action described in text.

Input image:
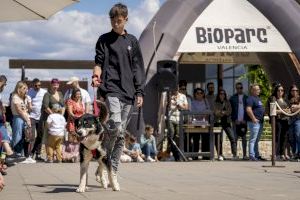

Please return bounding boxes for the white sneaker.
[218,155,224,161]
[20,157,36,164]
[146,156,155,162]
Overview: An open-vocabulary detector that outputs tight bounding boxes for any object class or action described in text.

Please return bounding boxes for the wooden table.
[179,124,222,160]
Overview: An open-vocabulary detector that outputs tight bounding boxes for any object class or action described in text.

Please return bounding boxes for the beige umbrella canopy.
[0,0,79,22]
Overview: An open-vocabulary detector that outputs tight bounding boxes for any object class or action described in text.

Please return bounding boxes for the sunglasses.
[291,89,299,92]
[35,84,41,87]
[196,92,203,95]
[236,87,243,90]
[220,93,225,95]
[179,87,186,90]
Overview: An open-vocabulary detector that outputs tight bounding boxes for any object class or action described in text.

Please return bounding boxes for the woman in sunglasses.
[214,89,237,160]
[288,84,300,160]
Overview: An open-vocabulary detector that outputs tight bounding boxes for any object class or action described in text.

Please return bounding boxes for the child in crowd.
[46,104,66,163]
[140,125,158,162]
[124,132,144,162]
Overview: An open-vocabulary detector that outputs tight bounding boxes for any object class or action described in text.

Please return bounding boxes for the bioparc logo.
[195,27,270,50]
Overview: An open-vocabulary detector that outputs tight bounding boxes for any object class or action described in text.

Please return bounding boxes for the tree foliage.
[240,65,271,105]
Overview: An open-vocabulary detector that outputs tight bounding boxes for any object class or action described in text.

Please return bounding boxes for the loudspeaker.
[157,60,178,91]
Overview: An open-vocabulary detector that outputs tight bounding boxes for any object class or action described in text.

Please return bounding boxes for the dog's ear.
[95,117,103,134]
[95,100,108,123]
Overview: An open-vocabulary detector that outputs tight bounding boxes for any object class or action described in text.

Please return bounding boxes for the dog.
[75,101,116,193]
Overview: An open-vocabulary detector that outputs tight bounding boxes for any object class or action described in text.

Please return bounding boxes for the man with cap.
[64,76,91,114]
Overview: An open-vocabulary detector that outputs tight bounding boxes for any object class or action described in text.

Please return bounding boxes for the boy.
[92,3,145,191]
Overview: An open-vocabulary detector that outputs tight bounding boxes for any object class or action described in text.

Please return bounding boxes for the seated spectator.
[46,104,66,163]
[140,125,158,162]
[124,132,144,162]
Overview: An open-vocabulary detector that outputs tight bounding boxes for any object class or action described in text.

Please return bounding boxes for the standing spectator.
[214,89,237,160]
[40,78,64,159]
[64,76,91,114]
[63,89,84,163]
[202,82,216,158]
[92,3,145,191]
[246,84,265,161]
[288,84,300,159]
[46,104,66,163]
[229,82,248,159]
[169,86,188,161]
[28,78,47,161]
[190,88,210,159]
[178,80,192,110]
[11,81,35,163]
[266,84,290,160]
[66,89,84,141]
[140,125,158,162]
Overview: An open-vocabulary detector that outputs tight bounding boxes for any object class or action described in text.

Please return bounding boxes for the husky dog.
[76,101,115,193]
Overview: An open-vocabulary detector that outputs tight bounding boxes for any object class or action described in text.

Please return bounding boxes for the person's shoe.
[218,155,224,161]
[46,160,53,163]
[146,156,155,162]
[249,156,258,161]
[232,155,239,160]
[5,153,26,164]
[20,157,36,164]
[35,154,44,162]
[257,156,267,161]
[242,156,249,160]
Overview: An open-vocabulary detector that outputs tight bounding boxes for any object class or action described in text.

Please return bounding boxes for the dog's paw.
[76,186,88,193]
[96,175,108,189]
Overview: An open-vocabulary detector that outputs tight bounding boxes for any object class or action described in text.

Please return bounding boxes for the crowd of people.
[167,80,300,162]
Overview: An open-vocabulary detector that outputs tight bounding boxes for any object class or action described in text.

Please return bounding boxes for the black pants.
[233,122,247,157]
[215,122,237,157]
[31,119,44,156]
[275,119,289,156]
[168,122,180,161]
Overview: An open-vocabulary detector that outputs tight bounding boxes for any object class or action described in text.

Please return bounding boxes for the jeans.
[289,119,300,154]
[105,96,132,172]
[12,115,25,154]
[142,143,157,158]
[0,123,10,143]
[31,118,43,156]
[248,121,263,158]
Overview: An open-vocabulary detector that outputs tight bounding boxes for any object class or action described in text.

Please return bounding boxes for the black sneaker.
[257,156,267,161]
[5,154,26,164]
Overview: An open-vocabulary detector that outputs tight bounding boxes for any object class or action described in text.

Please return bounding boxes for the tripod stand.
[165,91,188,162]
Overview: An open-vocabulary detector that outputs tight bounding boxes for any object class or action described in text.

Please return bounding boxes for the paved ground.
[1,160,300,200]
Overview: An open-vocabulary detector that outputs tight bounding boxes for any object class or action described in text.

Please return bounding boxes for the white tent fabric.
[0,0,79,22]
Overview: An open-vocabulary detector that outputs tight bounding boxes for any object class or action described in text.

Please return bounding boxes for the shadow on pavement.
[24,184,101,193]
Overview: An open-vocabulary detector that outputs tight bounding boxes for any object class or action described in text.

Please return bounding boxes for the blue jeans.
[105,96,132,172]
[289,119,300,154]
[12,115,25,154]
[248,122,263,158]
[142,143,157,158]
[0,123,10,143]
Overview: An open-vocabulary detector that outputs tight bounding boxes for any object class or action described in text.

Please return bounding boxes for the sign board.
[180,52,260,64]
[178,0,292,53]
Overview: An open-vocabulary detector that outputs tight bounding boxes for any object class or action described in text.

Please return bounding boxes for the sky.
[0,0,165,103]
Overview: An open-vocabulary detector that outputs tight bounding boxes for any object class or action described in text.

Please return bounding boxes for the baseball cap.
[67,76,79,85]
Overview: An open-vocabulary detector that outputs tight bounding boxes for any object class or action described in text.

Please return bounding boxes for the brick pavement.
[1,161,300,200]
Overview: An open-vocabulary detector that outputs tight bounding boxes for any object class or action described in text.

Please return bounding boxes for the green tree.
[241,65,271,105]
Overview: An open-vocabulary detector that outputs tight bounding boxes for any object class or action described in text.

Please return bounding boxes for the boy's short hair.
[109,3,128,18]
[145,124,154,132]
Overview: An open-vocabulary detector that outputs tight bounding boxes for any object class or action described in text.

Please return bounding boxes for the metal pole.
[271,115,276,166]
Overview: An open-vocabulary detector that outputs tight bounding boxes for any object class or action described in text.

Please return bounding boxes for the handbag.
[24,126,35,142]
